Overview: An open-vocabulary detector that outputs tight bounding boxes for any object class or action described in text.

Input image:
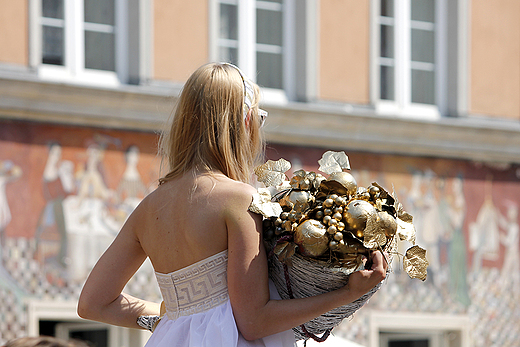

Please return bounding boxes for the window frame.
[380,331,443,347]
[368,312,471,347]
[32,0,128,86]
[210,0,297,104]
[371,0,448,119]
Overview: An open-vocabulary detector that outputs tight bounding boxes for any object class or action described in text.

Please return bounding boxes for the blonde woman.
[77,63,388,347]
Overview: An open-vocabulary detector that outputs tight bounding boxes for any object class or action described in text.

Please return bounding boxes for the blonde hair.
[159,63,264,184]
[5,337,88,347]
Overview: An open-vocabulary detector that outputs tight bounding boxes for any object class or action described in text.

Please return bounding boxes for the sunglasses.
[258,108,268,127]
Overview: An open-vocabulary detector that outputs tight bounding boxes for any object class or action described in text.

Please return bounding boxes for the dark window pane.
[389,339,429,347]
[219,47,238,65]
[411,69,435,104]
[411,0,435,22]
[260,0,282,3]
[411,29,435,63]
[257,9,283,46]
[42,25,64,65]
[380,65,394,100]
[84,0,115,25]
[380,0,394,17]
[257,51,283,89]
[219,4,238,40]
[85,31,115,71]
[42,0,64,19]
[380,25,394,58]
[69,330,108,347]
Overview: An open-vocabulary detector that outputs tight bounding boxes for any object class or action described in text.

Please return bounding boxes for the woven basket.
[267,235,396,341]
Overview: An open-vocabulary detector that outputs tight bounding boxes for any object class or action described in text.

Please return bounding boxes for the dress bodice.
[155,250,229,320]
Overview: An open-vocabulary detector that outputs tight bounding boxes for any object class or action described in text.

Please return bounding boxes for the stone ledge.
[1,76,520,164]
[264,104,520,164]
[0,76,179,131]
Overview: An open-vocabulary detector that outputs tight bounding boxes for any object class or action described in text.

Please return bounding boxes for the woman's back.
[77,63,388,346]
[134,171,254,274]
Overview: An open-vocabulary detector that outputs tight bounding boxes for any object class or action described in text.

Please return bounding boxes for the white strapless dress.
[144,250,296,347]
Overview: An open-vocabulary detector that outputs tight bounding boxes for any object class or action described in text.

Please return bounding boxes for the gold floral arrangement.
[250,151,429,341]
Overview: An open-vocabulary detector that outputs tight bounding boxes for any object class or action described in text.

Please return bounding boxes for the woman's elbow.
[77,299,90,319]
[77,295,99,320]
[237,319,266,341]
[240,327,262,342]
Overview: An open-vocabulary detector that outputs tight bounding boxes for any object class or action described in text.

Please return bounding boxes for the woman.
[77,63,388,346]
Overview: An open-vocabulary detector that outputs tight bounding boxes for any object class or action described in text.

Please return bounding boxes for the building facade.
[0,1,519,346]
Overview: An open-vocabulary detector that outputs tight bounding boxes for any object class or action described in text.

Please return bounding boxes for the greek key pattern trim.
[155,250,229,320]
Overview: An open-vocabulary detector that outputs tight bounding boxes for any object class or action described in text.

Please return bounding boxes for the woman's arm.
[77,211,161,329]
[225,186,387,341]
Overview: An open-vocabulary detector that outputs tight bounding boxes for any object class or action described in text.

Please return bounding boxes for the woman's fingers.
[368,251,387,281]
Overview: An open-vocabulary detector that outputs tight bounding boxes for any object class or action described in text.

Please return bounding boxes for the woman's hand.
[341,251,388,301]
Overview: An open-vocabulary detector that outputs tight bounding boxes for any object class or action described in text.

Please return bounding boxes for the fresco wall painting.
[0,121,518,346]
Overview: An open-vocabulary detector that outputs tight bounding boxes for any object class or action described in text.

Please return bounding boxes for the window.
[380,332,443,347]
[369,312,470,347]
[38,0,128,86]
[39,320,109,347]
[27,301,150,347]
[375,0,447,118]
[215,0,295,101]
[55,322,109,347]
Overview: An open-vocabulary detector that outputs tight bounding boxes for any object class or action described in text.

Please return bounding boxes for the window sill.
[261,100,520,165]
[38,65,121,88]
[375,100,442,120]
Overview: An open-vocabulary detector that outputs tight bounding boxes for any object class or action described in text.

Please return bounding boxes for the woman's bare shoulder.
[212,176,257,205]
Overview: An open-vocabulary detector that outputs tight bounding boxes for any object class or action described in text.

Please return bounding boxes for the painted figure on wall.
[63,142,120,281]
[404,169,444,286]
[35,143,75,284]
[116,145,147,214]
[0,159,24,301]
[499,201,519,280]
[469,177,501,272]
[33,138,155,283]
[443,175,470,306]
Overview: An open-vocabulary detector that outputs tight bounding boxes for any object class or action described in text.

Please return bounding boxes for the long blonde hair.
[159,63,264,184]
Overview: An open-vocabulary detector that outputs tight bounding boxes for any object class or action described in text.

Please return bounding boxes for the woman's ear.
[244,109,253,128]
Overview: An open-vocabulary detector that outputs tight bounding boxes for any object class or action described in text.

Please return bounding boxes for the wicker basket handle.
[283,263,333,343]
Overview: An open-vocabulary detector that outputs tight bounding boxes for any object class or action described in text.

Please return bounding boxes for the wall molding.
[1,76,519,165]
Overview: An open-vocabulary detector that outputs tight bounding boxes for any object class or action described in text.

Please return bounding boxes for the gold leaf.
[274,241,289,256]
[254,159,291,187]
[292,200,307,214]
[372,181,395,206]
[289,169,306,189]
[249,189,283,218]
[319,180,348,196]
[363,213,387,249]
[403,245,429,281]
[398,210,413,223]
[334,254,365,275]
[371,181,389,198]
[276,242,297,266]
[317,151,351,175]
[396,217,416,244]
